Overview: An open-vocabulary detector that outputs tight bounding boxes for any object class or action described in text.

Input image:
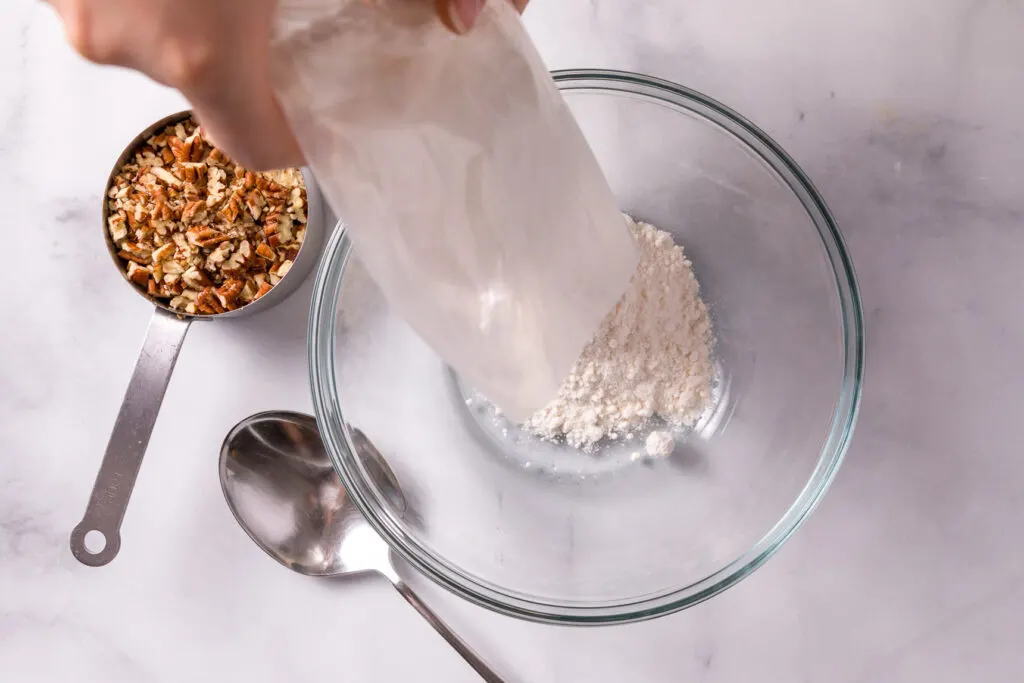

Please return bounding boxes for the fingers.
[46,0,138,67]
[185,71,305,172]
[436,0,479,34]
[437,0,529,35]
[182,1,304,170]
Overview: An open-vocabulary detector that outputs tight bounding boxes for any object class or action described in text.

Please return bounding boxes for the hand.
[47,0,529,171]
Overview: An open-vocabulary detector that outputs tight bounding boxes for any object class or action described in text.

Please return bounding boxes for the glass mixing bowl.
[308,70,864,624]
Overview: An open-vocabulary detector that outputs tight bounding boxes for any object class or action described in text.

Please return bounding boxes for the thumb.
[436,0,529,35]
[187,75,304,172]
[182,6,304,171]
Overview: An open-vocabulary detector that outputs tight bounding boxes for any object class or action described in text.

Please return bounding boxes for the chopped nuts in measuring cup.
[106,116,308,315]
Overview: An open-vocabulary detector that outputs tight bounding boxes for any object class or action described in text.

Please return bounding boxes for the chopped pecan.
[125,205,149,230]
[150,166,183,188]
[153,198,173,221]
[278,215,295,244]
[245,190,265,220]
[208,147,230,165]
[195,287,227,314]
[151,242,175,264]
[238,278,258,303]
[222,240,251,276]
[187,226,229,249]
[181,200,207,225]
[205,241,234,270]
[254,281,274,301]
[182,265,212,290]
[253,242,275,262]
[260,244,282,266]
[179,163,206,185]
[126,262,150,287]
[168,135,192,163]
[219,191,244,223]
[119,241,152,263]
[189,135,206,162]
[108,214,128,242]
[216,278,244,307]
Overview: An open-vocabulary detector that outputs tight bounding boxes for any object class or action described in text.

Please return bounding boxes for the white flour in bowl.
[523,216,716,451]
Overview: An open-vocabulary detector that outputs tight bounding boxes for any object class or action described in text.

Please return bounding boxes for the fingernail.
[449,0,485,34]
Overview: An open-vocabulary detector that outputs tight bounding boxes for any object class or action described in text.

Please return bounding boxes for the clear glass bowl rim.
[308,68,865,625]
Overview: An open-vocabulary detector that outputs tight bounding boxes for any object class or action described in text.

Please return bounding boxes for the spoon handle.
[394,581,508,683]
[70,308,191,566]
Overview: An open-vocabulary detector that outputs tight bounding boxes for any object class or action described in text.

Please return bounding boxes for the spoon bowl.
[220,411,397,578]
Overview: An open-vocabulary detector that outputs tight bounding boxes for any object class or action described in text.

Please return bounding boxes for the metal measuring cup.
[70,110,327,567]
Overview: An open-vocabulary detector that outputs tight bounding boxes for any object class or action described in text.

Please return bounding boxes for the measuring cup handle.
[70,308,192,566]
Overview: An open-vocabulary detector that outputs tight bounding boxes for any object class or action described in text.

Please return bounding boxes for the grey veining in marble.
[3,0,1024,681]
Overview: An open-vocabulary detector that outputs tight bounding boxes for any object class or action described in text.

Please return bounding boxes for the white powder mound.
[645,430,676,458]
[523,216,715,450]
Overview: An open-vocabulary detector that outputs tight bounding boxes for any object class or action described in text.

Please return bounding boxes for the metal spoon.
[219,411,507,683]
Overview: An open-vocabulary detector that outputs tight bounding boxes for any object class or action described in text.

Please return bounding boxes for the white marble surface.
[3,0,1024,680]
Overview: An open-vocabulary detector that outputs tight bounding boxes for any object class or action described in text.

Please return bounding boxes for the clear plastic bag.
[271,0,637,420]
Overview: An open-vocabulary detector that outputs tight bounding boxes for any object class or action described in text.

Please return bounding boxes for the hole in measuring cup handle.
[84,530,106,553]
[70,523,122,567]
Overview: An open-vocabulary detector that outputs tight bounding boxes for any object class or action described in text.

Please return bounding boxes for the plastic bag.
[271,0,638,421]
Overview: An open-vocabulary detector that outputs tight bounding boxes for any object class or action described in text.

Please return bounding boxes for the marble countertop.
[4,0,1024,680]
